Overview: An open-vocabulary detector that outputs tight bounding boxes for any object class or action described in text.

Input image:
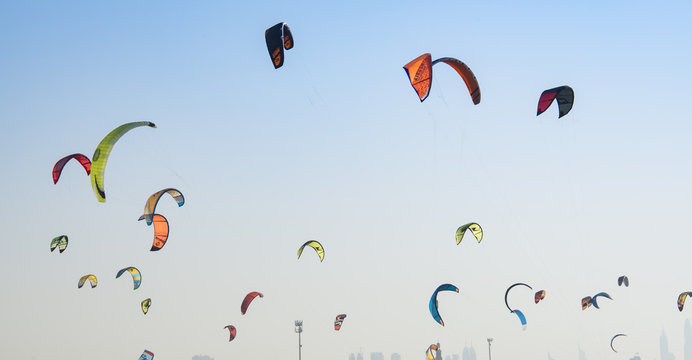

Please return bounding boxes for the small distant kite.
[52,153,91,184]
[678,292,692,311]
[50,235,69,253]
[78,274,98,289]
[537,86,574,118]
[91,121,156,202]
[429,283,459,326]
[297,240,324,262]
[512,309,527,330]
[334,314,347,331]
[265,22,294,69]
[139,214,169,251]
[241,291,264,315]
[455,223,483,245]
[224,325,237,342]
[403,53,480,105]
[618,276,629,287]
[534,290,546,304]
[504,282,532,312]
[426,344,439,360]
[610,333,627,352]
[116,267,142,290]
[138,350,154,360]
[139,188,185,225]
[141,298,151,314]
[581,296,592,310]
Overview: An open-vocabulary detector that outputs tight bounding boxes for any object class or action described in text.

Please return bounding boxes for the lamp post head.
[295,320,303,333]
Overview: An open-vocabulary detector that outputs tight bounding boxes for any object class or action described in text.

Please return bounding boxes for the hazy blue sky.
[1,1,692,359]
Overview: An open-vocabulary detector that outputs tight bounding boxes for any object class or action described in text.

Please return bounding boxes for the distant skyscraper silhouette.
[391,353,401,360]
[191,356,214,360]
[686,319,692,360]
[371,352,384,360]
[349,354,356,360]
[629,354,641,360]
[452,354,460,360]
[661,329,676,360]
[357,353,364,360]
[462,345,477,360]
[578,346,588,360]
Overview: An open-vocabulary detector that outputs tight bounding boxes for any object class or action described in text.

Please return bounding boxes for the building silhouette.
[371,352,384,360]
[661,329,676,360]
[191,356,214,360]
[462,345,477,360]
[578,346,587,360]
[391,353,401,360]
[357,353,364,360]
[629,354,641,360]
[349,354,356,360]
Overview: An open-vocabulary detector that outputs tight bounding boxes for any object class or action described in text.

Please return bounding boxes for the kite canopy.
[537,86,574,118]
[678,292,692,311]
[241,291,264,315]
[139,350,154,360]
[297,240,325,262]
[52,153,91,184]
[138,214,169,251]
[455,223,483,245]
[224,325,237,341]
[591,292,612,309]
[141,298,151,314]
[116,267,142,290]
[90,121,156,202]
[610,334,627,352]
[50,235,69,253]
[426,344,439,360]
[265,22,294,69]
[334,314,347,331]
[512,309,527,330]
[429,283,459,326]
[581,296,593,310]
[140,188,185,225]
[504,282,532,312]
[78,274,98,289]
[534,290,546,304]
[403,53,481,104]
[618,275,629,287]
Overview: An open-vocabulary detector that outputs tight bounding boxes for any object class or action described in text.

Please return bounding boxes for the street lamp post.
[487,338,493,360]
[295,320,303,360]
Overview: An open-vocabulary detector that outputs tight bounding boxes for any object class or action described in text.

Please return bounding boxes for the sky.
[1,1,692,359]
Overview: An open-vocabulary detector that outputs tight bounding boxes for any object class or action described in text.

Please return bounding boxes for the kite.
[334,314,347,331]
[265,22,294,69]
[241,291,264,315]
[139,188,185,225]
[50,235,68,253]
[618,276,629,287]
[52,153,91,184]
[591,292,612,309]
[141,298,151,314]
[455,223,483,245]
[139,214,169,251]
[90,121,156,202]
[116,267,142,290]
[534,290,546,304]
[678,292,692,311]
[78,274,98,289]
[429,283,459,326]
[138,350,154,360]
[297,240,324,262]
[610,334,627,352]
[512,309,527,330]
[403,53,480,104]
[581,296,592,310]
[537,86,574,118]
[504,283,532,312]
[224,325,237,342]
[426,344,439,360]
